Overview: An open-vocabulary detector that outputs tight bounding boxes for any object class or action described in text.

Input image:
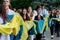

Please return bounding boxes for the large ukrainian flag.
[36,14,50,34]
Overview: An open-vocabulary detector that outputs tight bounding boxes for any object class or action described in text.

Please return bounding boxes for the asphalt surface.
[43,28,60,40]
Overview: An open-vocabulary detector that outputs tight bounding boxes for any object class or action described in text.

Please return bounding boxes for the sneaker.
[51,35,54,39]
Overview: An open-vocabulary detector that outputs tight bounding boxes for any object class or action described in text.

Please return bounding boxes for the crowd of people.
[0,0,60,40]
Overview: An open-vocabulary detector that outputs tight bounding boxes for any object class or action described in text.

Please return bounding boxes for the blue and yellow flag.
[36,14,50,34]
[20,21,37,40]
[0,13,21,35]
[36,20,45,34]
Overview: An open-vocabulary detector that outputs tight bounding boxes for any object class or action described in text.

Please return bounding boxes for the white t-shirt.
[40,9,48,17]
[33,10,37,16]
[32,10,37,20]
[0,17,3,24]
[7,9,15,15]
[0,16,10,40]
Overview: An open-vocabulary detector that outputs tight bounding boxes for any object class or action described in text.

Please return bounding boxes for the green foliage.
[10,0,34,9]
[10,0,60,9]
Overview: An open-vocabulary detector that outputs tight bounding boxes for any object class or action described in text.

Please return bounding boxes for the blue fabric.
[13,25,23,40]
[7,14,23,40]
[6,14,14,40]
[5,10,15,40]
[7,15,14,22]
[10,25,23,40]
[36,22,39,33]
[10,34,14,40]
[48,18,52,27]
[28,26,35,35]
[0,14,14,40]
[36,20,44,33]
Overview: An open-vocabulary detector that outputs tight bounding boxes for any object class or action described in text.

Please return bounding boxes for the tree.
[10,0,35,9]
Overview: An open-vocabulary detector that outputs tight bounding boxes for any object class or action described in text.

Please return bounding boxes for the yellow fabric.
[0,13,21,36]
[0,23,12,35]
[52,18,60,21]
[20,21,37,40]
[11,13,21,35]
[0,12,50,40]
[44,14,50,30]
[25,21,36,31]
[20,23,28,40]
[0,12,37,40]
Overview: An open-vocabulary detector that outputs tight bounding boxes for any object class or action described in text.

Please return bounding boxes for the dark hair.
[28,6,32,8]
[0,4,2,15]
[41,3,45,6]
[0,4,7,22]
[36,5,40,11]
[27,6,32,11]
[9,4,12,9]
[22,8,27,11]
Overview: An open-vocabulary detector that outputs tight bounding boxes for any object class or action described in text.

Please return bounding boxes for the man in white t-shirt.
[40,4,49,40]
[40,4,48,17]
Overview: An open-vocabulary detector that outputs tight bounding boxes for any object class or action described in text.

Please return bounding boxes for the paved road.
[43,28,60,40]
